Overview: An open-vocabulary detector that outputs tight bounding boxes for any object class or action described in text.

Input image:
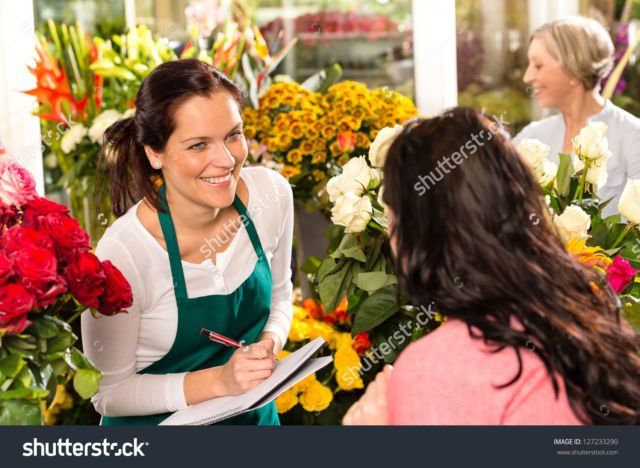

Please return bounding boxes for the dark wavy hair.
[97,59,244,217]
[382,107,640,425]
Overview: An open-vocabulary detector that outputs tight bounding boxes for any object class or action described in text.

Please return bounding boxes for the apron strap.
[157,184,189,301]
[156,183,266,302]
[232,195,265,259]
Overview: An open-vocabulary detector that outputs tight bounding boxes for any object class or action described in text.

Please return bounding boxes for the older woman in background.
[514,16,640,215]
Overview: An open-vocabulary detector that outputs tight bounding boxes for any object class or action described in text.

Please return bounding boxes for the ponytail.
[97,117,162,217]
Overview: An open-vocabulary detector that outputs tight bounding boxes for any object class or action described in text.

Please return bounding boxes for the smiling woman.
[80,59,294,426]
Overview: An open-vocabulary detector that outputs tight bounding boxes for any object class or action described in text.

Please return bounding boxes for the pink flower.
[606,256,638,294]
[0,158,37,207]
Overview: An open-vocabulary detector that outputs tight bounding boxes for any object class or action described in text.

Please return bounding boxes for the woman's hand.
[218,343,276,396]
[258,332,282,355]
[342,365,393,426]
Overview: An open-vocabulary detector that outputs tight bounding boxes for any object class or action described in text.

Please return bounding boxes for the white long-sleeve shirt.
[514,100,640,217]
[81,166,294,418]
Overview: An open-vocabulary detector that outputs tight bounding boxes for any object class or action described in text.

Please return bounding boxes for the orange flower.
[281,165,301,180]
[566,238,612,272]
[337,131,356,152]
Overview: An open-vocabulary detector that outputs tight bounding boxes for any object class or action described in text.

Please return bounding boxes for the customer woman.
[81,59,294,425]
[514,16,640,215]
[343,108,640,425]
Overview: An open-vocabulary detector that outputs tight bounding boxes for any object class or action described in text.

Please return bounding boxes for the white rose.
[618,179,640,224]
[368,125,403,168]
[537,159,558,188]
[88,109,122,144]
[326,157,374,202]
[553,205,591,244]
[517,139,550,171]
[573,156,609,192]
[331,192,373,233]
[61,124,88,154]
[572,121,609,161]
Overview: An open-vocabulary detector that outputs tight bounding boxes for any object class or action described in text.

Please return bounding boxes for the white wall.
[0,0,44,195]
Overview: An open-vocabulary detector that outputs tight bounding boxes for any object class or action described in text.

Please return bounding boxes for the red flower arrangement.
[0,157,132,336]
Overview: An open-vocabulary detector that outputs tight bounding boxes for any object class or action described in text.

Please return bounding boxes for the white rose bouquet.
[517,122,640,331]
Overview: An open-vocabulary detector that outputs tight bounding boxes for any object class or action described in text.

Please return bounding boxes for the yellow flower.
[329,141,344,158]
[311,151,327,165]
[243,126,256,139]
[313,139,328,152]
[321,125,338,140]
[281,165,301,180]
[289,318,312,341]
[287,149,303,165]
[292,372,317,394]
[290,122,305,140]
[355,132,371,149]
[277,349,292,360]
[334,343,361,372]
[312,169,327,182]
[293,305,309,320]
[300,140,315,155]
[566,238,613,272]
[275,388,299,413]
[338,154,350,166]
[309,320,338,343]
[304,127,320,140]
[299,380,333,412]
[336,367,365,391]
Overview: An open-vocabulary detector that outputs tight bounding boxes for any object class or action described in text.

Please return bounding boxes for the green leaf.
[0,354,25,379]
[300,256,321,275]
[70,347,95,370]
[301,63,343,93]
[351,285,399,334]
[27,315,63,340]
[73,368,102,399]
[556,153,574,198]
[622,296,640,332]
[355,272,398,293]
[46,332,76,354]
[0,399,42,425]
[318,260,353,313]
[331,246,367,263]
[0,386,49,400]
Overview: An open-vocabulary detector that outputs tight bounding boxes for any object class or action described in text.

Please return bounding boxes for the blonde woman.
[514,16,640,215]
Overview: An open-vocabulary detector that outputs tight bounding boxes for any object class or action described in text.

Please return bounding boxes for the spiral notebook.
[160,337,332,425]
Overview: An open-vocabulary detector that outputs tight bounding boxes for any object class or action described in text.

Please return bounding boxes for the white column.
[0,0,44,195]
[528,0,580,33]
[412,0,458,116]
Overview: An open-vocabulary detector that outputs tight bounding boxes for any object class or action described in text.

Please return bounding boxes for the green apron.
[101,184,280,426]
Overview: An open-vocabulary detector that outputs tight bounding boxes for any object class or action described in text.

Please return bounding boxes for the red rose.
[0,283,36,334]
[36,275,67,308]
[97,260,133,315]
[0,202,18,230]
[0,250,14,285]
[64,252,106,308]
[1,225,54,254]
[353,332,371,355]
[10,246,58,295]
[38,212,91,258]
[21,196,70,228]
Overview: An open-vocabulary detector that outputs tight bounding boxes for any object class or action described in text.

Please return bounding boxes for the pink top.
[387,319,584,425]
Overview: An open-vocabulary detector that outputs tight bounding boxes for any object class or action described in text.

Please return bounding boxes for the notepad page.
[160,337,327,426]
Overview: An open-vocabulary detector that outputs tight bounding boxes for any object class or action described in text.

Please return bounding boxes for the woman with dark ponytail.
[81,59,294,425]
[343,108,640,425]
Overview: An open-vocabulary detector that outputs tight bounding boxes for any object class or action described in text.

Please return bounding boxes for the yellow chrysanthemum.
[299,380,333,412]
[275,387,299,414]
[287,149,303,164]
[281,165,301,180]
[311,151,327,165]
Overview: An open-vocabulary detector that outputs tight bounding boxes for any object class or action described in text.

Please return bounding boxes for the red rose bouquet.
[0,156,132,425]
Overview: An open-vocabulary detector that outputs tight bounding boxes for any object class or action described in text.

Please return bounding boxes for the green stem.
[575,160,591,202]
[611,223,635,250]
[66,309,83,324]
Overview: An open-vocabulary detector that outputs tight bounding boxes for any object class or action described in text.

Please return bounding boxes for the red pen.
[199,328,243,348]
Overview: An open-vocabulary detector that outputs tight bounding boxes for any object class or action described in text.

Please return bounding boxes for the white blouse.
[81,166,294,417]
[514,100,640,217]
